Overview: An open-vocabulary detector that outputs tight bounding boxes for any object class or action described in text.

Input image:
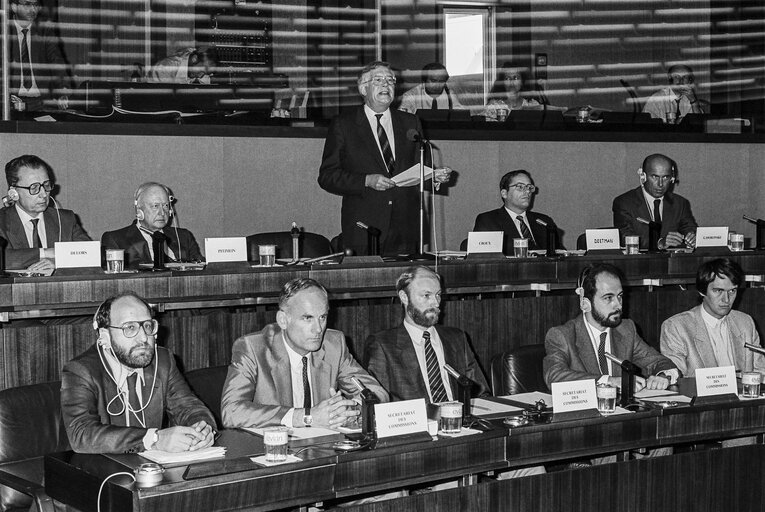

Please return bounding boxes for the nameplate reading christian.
[551,379,598,413]
[467,231,503,254]
[695,227,729,248]
[695,366,737,397]
[54,241,101,268]
[204,237,247,263]
[585,229,621,251]
[374,398,428,439]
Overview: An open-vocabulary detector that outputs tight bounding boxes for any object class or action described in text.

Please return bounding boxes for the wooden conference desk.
[3,251,765,390]
[45,397,765,512]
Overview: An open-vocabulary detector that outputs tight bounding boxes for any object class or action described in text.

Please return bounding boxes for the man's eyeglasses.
[507,183,536,193]
[647,175,672,184]
[14,180,52,195]
[107,320,159,338]
[15,1,40,7]
[366,75,396,86]
[144,202,171,213]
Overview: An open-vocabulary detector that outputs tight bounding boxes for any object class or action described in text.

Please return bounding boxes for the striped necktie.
[597,332,608,375]
[516,215,537,249]
[423,331,448,403]
[375,114,396,175]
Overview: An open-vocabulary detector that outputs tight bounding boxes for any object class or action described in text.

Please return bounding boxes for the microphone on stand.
[745,343,765,355]
[356,221,381,256]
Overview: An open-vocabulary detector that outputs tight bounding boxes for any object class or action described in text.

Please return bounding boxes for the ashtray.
[503,415,529,428]
[332,440,362,452]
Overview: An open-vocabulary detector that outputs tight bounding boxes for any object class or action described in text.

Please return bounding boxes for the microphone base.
[407,252,436,262]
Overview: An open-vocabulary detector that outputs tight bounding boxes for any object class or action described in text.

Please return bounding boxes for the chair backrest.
[184,366,229,430]
[490,345,548,395]
[246,232,332,260]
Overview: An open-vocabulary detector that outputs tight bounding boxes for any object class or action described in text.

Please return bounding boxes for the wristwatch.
[303,407,313,426]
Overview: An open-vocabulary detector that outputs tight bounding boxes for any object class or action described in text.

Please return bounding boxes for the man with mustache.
[544,263,678,392]
[61,292,216,454]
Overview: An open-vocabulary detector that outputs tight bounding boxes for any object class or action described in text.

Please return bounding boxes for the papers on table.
[470,398,524,417]
[140,446,226,465]
[244,426,341,440]
[391,163,434,187]
[251,454,303,467]
[438,427,482,438]
[635,389,692,404]
[500,392,553,406]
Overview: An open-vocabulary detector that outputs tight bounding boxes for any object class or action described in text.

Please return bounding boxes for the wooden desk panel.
[658,399,765,444]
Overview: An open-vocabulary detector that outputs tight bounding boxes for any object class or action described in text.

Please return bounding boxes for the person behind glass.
[612,153,697,250]
[643,64,706,123]
[148,47,218,84]
[398,62,464,114]
[472,170,563,254]
[543,263,679,392]
[101,182,203,269]
[61,292,216,454]
[8,0,71,111]
[221,278,388,429]
[484,62,541,121]
[318,61,453,256]
[0,154,90,272]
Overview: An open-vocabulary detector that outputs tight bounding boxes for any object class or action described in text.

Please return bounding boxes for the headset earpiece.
[136,208,144,221]
[7,188,19,202]
[637,167,646,185]
[576,266,592,313]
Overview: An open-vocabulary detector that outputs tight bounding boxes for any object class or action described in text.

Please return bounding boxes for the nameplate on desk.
[585,229,621,251]
[54,241,101,268]
[374,398,428,439]
[551,379,597,413]
[695,366,737,397]
[695,227,729,247]
[205,237,247,262]
[466,231,503,255]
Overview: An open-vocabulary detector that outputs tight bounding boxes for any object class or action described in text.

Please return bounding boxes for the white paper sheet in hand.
[140,446,226,465]
[391,164,434,187]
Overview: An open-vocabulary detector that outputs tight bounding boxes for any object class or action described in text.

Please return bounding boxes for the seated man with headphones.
[612,153,697,250]
[0,154,90,271]
[101,182,203,269]
[61,292,216,453]
[543,263,679,392]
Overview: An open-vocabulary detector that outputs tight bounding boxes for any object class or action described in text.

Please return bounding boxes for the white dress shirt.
[700,306,735,368]
[505,208,536,244]
[15,203,49,260]
[363,105,396,170]
[13,20,41,97]
[280,337,313,427]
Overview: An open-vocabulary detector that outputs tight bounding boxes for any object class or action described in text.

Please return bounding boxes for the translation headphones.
[92,300,111,349]
[134,183,175,221]
[576,266,592,313]
[637,160,678,185]
[7,187,19,202]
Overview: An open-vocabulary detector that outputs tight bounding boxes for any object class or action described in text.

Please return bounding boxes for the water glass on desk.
[742,372,761,398]
[513,238,529,258]
[258,245,276,266]
[263,427,289,462]
[596,383,617,414]
[625,236,640,255]
[439,401,463,434]
[730,233,745,252]
[105,249,124,273]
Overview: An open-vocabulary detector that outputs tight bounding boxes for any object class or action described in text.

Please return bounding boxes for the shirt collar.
[364,105,390,121]
[641,186,663,204]
[700,304,726,329]
[14,203,41,222]
[505,207,527,220]
[403,317,432,345]
[282,332,311,368]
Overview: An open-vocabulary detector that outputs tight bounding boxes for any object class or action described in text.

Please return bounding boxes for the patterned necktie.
[31,218,42,249]
[516,215,537,249]
[597,332,608,375]
[423,331,448,403]
[302,356,312,409]
[653,199,662,224]
[20,29,30,89]
[375,114,396,175]
[431,97,437,110]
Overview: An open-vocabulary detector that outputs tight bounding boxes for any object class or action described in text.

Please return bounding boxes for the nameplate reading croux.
[374,398,428,439]
[695,366,737,397]
[695,226,729,247]
[551,379,598,413]
[467,231,503,254]
[204,237,247,263]
[54,241,101,268]
[585,229,621,251]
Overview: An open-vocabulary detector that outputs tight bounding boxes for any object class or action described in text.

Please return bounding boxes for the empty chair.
[247,231,332,261]
[490,345,548,395]
[184,365,229,431]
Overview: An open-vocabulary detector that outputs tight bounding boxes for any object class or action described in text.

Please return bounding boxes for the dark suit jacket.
[61,345,214,454]
[0,205,90,269]
[8,19,70,96]
[101,222,203,269]
[363,324,490,402]
[472,207,563,254]
[543,316,677,388]
[221,324,388,428]
[318,106,423,256]
[612,186,697,249]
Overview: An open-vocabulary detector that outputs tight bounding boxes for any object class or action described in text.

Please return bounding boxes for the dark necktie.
[423,331,448,403]
[675,98,681,119]
[126,372,142,423]
[31,218,42,249]
[375,114,396,175]
[516,215,537,249]
[597,332,608,375]
[302,356,312,409]
[431,97,437,110]
[653,199,662,224]
[20,28,30,89]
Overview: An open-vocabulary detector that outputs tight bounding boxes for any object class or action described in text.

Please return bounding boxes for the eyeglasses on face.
[366,75,396,86]
[107,319,159,338]
[507,183,536,193]
[15,180,52,195]
[144,202,171,213]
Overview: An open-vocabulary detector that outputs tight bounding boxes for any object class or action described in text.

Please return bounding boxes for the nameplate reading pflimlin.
[551,379,598,413]
[467,231,503,254]
[204,237,247,262]
[695,366,737,396]
[585,229,621,251]
[374,398,428,439]
[54,241,101,268]
[695,226,729,247]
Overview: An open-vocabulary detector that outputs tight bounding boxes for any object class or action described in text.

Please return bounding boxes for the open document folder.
[391,164,434,187]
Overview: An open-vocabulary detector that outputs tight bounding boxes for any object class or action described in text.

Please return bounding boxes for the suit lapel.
[129,224,153,263]
[575,316,602,375]
[6,207,32,248]
[609,326,624,378]
[435,326,459,396]
[500,209,523,239]
[356,107,389,175]
[269,331,294,406]
[632,187,652,223]
[693,306,719,368]
[311,341,331,405]
[397,325,429,398]
[43,207,60,247]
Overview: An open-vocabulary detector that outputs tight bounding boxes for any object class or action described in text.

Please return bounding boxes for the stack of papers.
[140,446,226,465]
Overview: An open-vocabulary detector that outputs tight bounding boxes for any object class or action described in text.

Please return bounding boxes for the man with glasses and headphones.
[0,154,90,271]
[101,182,203,269]
[612,153,697,251]
[472,169,563,254]
[61,292,215,454]
[643,64,706,123]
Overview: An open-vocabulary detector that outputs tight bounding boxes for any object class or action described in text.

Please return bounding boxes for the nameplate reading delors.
[585,229,621,251]
[695,227,729,247]
[467,231,503,254]
[374,398,428,438]
[695,366,737,396]
[204,237,247,262]
[54,241,101,268]
[551,379,598,413]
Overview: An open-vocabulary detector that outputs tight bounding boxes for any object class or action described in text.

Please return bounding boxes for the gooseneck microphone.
[356,221,381,256]
[406,128,429,144]
[745,343,765,355]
